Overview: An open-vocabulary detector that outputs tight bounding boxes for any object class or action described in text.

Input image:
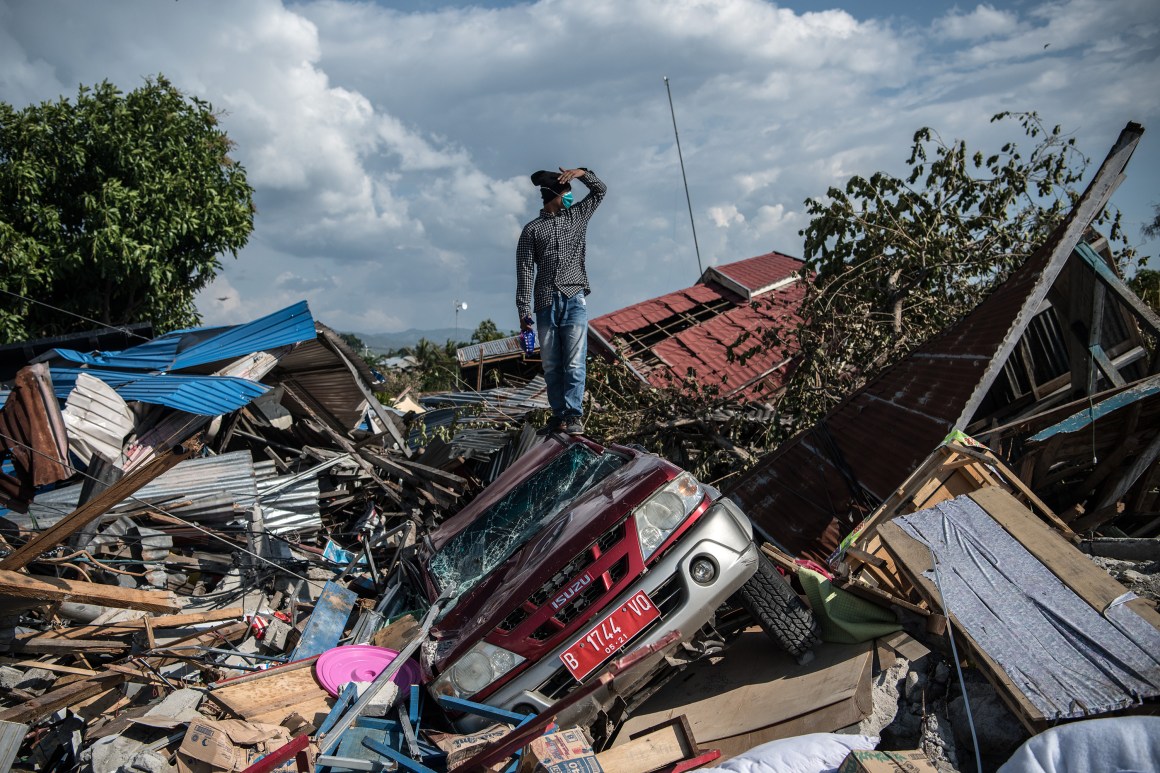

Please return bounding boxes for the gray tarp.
[897,496,1160,720]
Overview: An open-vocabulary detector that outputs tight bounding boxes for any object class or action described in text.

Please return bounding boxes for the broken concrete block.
[15,667,55,695]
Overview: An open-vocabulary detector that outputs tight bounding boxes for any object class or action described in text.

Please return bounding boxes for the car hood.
[424,442,675,663]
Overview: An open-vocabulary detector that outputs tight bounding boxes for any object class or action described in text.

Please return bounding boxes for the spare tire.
[731,552,820,657]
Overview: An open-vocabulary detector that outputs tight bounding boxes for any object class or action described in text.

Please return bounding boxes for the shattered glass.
[429,444,625,600]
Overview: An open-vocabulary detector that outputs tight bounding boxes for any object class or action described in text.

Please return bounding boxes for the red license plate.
[560,590,660,681]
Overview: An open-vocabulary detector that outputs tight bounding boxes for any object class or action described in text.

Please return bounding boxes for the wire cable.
[0,287,153,341]
[927,543,983,773]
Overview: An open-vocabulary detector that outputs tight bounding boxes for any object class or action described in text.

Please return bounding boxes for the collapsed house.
[588,251,806,402]
[727,122,1159,561]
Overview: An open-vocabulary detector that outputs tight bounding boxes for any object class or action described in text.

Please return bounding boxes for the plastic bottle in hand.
[521,317,536,354]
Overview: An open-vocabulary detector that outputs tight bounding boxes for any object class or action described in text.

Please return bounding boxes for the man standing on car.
[516,166,607,435]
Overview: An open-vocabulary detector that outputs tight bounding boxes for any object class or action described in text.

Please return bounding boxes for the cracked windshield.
[429,444,626,600]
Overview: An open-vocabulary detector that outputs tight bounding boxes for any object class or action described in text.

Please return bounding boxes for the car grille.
[495,521,628,637]
[536,571,688,700]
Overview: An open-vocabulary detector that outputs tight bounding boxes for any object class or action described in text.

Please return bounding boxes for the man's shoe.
[536,419,564,436]
[561,420,584,435]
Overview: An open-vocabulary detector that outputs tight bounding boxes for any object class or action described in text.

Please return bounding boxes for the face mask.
[561,191,574,209]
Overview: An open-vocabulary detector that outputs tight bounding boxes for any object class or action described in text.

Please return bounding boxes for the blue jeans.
[537,291,587,422]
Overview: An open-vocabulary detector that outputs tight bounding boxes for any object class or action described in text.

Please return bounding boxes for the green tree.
[1143,203,1160,240]
[470,318,507,345]
[408,337,459,392]
[0,75,254,342]
[1129,269,1160,316]
[758,112,1133,433]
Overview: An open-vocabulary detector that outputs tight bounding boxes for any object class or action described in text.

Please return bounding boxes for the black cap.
[530,170,568,195]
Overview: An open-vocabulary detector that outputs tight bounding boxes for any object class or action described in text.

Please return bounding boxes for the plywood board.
[209,660,333,727]
[616,632,872,748]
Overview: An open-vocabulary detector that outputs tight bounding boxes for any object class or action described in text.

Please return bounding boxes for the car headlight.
[633,473,705,560]
[430,640,525,699]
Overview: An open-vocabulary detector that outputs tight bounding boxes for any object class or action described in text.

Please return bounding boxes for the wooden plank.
[12,635,127,655]
[597,716,697,773]
[209,661,331,720]
[832,577,930,616]
[944,443,1076,538]
[0,570,180,613]
[876,521,1046,735]
[969,486,1160,631]
[0,659,98,677]
[0,672,127,724]
[1075,430,1160,532]
[0,442,195,570]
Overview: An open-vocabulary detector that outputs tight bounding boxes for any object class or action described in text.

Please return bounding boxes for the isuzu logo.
[551,573,593,610]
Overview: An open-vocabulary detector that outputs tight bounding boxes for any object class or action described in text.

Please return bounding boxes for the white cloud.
[709,205,746,228]
[1,0,1156,337]
[934,4,1023,41]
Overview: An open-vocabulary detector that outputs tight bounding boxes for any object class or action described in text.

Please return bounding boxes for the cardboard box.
[838,749,939,773]
[175,717,293,773]
[519,727,604,773]
[430,724,513,770]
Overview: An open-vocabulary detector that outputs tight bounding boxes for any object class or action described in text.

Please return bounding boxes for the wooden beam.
[1077,242,1160,338]
[0,442,196,571]
[0,569,180,613]
[1074,430,1160,532]
[0,672,126,724]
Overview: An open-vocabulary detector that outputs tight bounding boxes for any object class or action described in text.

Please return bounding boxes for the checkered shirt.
[515,170,607,320]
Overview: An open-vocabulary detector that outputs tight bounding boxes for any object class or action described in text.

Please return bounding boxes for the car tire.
[732,552,820,657]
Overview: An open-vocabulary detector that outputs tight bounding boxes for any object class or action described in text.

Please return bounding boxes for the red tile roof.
[589,252,806,401]
[707,251,803,297]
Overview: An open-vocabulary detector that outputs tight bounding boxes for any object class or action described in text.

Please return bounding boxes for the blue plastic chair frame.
[435,695,538,773]
[362,736,439,773]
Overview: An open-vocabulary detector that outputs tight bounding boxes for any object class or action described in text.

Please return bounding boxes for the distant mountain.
[345,328,467,354]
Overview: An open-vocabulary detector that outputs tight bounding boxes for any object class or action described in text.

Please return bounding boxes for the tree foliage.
[470,318,508,345]
[0,76,254,342]
[1129,269,1160,316]
[773,112,1134,433]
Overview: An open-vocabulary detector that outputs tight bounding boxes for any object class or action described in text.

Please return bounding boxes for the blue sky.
[2,0,1157,335]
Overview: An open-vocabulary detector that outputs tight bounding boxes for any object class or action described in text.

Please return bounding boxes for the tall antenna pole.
[664,76,703,276]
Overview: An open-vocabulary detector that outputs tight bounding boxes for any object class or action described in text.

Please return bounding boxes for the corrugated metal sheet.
[18,482,81,531]
[726,124,1145,562]
[418,376,550,430]
[42,301,316,372]
[589,254,806,401]
[0,718,28,773]
[275,335,370,431]
[254,460,322,534]
[50,368,268,415]
[457,336,528,366]
[112,451,258,526]
[60,372,134,463]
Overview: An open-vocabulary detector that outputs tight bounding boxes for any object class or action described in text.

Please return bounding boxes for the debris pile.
[0,301,556,771]
[0,120,1156,773]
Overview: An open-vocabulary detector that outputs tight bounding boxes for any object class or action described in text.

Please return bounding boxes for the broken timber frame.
[0,441,197,571]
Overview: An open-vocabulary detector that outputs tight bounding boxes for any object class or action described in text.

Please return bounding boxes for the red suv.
[420,433,817,731]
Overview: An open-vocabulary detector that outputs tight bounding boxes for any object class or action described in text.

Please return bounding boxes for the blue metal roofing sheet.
[51,367,268,415]
[45,301,317,373]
